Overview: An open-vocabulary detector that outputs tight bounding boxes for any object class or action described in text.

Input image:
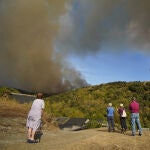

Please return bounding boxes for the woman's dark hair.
[37,92,43,99]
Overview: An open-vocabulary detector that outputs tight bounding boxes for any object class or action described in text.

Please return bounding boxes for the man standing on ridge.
[129,97,142,136]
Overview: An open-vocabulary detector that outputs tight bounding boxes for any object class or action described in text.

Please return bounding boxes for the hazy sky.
[0,0,150,93]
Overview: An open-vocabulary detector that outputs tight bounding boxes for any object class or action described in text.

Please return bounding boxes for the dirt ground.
[0,97,149,150]
[0,117,150,150]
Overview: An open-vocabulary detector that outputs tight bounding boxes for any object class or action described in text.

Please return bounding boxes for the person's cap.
[108,103,112,106]
[120,103,123,107]
[133,97,136,100]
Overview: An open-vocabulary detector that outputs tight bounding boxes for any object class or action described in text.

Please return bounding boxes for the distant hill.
[45,81,150,128]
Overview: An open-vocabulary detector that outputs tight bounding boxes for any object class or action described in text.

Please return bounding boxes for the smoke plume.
[0,0,150,93]
[57,0,150,54]
[0,0,87,93]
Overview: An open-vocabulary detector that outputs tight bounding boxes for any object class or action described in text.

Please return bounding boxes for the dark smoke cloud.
[0,0,87,93]
[57,0,150,54]
[126,0,150,51]
[1,0,150,93]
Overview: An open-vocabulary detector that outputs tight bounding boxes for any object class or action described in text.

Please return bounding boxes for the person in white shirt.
[26,93,45,143]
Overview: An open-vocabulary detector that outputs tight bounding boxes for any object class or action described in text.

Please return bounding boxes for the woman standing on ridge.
[26,92,45,143]
[118,103,127,134]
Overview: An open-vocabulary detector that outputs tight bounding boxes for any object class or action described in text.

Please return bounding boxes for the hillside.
[0,81,150,128]
[45,81,150,128]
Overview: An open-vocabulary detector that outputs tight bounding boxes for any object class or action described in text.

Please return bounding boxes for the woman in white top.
[26,93,45,143]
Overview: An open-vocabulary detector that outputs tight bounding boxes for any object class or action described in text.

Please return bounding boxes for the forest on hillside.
[45,81,150,128]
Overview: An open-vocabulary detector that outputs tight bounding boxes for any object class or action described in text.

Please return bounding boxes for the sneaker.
[26,139,31,143]
[139,133,142,136]
[28,140,38,143]
[122,130,125,134]
[131,134,135,136]
[108,128,111,132]
[121,129,123,134]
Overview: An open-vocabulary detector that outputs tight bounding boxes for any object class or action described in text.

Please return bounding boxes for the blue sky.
[68,50,150,85]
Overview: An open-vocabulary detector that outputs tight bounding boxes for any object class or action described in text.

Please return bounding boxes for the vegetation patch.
[45,81,150,128]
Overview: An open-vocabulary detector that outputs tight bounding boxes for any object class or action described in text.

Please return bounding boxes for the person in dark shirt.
[129,97,142,136]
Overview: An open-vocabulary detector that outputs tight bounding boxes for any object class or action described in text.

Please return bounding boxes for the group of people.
[107,97,142,136]
[26,93,142,143]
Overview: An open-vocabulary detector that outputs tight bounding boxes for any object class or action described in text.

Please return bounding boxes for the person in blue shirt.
[107,103,115,132]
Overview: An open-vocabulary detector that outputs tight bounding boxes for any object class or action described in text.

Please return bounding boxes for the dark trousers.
[107,116,114,131]
[120,117,127,131]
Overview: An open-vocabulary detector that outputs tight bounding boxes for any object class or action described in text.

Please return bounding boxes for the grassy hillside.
[45,81,150,128]
[1,81,150,128]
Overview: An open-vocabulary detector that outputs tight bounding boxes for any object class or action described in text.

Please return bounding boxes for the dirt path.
[0,125,150,150]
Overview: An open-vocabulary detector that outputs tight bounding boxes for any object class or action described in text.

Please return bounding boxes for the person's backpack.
[122,109,127,117]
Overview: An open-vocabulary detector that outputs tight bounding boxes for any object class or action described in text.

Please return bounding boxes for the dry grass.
[0,97,30,118]
[0,97,56,130]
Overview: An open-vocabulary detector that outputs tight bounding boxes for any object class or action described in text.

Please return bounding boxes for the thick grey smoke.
[0,0,150,93]
[57,0,150,54]
[0,0,87,93]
